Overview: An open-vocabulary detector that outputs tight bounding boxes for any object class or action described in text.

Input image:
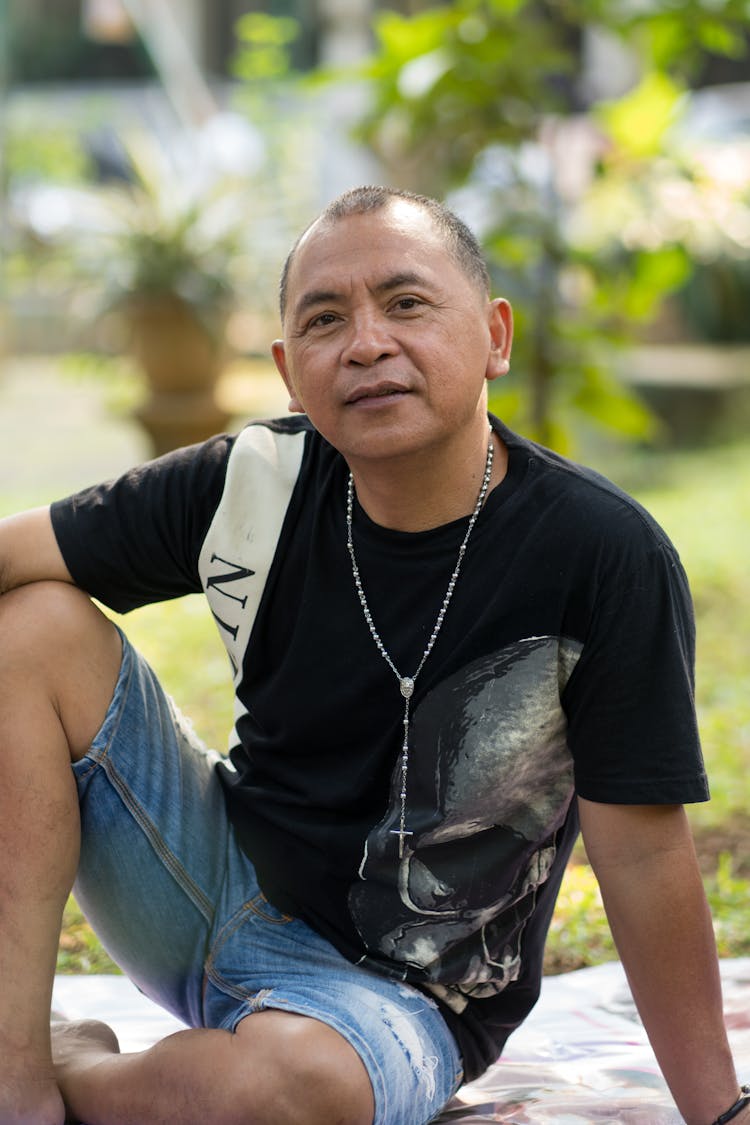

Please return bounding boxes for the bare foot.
[52,1017,120,1066]
[52,1019,120,1120]
[0,1042,64,1125]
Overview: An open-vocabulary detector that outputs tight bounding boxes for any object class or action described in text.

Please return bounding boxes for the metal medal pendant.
[399,677,415,699]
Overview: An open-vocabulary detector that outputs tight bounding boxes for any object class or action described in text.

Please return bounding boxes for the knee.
[231,1013,375,1125]
[281,1028,374,1125]
[0,581,122,756]
[0,580,115,661]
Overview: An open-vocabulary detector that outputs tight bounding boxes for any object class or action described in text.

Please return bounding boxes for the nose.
[341,309,399,367]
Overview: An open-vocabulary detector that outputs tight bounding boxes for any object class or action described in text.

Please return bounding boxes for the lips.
[345,382,410,405]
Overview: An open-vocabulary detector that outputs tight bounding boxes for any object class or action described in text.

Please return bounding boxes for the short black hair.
[278,185,491,319]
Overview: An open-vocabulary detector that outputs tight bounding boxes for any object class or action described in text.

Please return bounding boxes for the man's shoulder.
[213,414,347,524]
[493,417,679,560]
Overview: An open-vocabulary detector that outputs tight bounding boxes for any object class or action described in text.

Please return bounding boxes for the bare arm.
[579,797,749,1125]
[0,507,74,593]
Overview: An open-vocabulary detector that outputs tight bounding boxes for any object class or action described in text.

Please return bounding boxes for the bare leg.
[0,582,122,1125]
[53,1009,374,1125]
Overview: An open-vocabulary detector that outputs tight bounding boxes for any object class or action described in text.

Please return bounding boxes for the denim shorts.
[72,632,464,1125]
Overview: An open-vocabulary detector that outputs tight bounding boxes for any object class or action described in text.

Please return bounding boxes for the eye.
[309,312,339,329]
[391,296,422,313]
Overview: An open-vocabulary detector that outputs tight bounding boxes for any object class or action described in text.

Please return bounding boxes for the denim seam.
[73,756,101,782]
[203,960,258,1004]
[206,906,254,977]
[97,757,215,923]
[77,637,216,923]
[73,629,134,778]
[203,895,299,1013]
[208,893,293,963]
[246,895,294,924]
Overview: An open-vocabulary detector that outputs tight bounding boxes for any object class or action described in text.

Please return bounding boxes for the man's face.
[272,200,512,466]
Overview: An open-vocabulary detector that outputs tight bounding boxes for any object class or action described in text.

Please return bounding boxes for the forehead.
[285,201,461,309]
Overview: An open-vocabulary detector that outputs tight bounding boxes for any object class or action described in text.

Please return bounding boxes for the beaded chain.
[346,432,494,858]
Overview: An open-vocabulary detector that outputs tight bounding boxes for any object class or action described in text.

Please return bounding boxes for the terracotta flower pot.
[125,294,232,454]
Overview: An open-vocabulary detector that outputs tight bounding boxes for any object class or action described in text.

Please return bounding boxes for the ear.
[485,298,513,383]
[272,339,305,414]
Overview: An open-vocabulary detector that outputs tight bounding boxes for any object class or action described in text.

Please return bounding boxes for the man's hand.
[578,798,743,1125]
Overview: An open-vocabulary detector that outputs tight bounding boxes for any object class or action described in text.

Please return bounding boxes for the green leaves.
[637,5,750,76]
[359,2,568,192]
[371,8,453,65]
[352,0,749,450]
[232,12,299,85]
[597,72,687,160]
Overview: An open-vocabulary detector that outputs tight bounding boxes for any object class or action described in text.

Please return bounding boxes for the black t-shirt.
[50,414,708,1082]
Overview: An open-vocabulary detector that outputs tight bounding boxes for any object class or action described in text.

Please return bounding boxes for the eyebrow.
[292,271,432,319]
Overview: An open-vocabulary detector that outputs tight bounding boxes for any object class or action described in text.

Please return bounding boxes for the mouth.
[345,383,411,406]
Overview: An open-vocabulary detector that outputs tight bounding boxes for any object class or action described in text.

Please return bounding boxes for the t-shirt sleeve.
[563,505,709,806]
[50,434,234,613]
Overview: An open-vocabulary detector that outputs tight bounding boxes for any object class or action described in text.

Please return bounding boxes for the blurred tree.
[353,0,750,449]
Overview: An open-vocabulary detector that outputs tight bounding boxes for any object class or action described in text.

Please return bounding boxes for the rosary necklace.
[346,431,494,858]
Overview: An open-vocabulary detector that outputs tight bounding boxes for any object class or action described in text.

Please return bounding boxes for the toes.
[51,1019,120,1059]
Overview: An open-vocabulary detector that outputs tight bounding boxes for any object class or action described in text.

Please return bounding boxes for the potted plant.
[89,134,245,454]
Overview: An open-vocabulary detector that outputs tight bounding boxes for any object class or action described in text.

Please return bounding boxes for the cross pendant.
[390,827,414,859]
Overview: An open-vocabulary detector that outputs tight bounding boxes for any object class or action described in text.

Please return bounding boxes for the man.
[0,186,747,1125]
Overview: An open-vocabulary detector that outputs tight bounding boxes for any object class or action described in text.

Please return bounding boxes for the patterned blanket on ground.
[52,959,750,1123]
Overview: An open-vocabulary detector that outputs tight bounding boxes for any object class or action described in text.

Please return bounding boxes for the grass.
[1,360,747,974]
[612,440,750,842]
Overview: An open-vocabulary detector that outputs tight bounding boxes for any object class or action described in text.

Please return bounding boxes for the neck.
[348,427,507,532]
